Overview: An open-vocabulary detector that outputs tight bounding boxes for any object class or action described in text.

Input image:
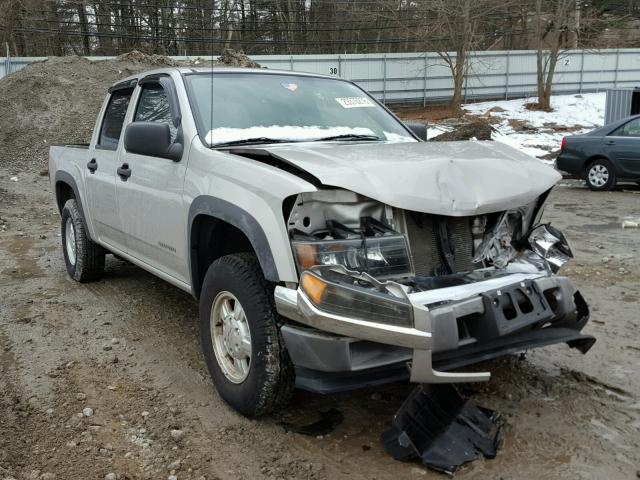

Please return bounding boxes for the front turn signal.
[300,272,327,305]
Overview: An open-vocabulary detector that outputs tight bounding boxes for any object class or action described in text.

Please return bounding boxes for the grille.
[401,211,475,276]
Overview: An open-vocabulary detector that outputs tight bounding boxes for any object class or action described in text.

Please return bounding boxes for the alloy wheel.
[210,291,252,384]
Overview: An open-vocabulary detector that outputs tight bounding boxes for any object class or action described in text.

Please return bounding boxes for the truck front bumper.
[275,269,595,392]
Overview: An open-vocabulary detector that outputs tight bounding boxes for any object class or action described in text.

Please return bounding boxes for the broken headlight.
[528,224,573,272]
[291,218,413,278]
[300,269,413,327]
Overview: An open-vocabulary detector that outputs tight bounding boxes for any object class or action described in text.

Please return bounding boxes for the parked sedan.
[557,114,640,190]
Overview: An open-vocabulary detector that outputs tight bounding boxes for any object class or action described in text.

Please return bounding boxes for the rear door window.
[621,118,640,137]
[611,118,640,137]
[134,83,177,142]
[98,88,133,150]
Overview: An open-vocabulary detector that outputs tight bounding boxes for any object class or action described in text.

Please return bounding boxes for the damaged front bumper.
[275,266,595,392]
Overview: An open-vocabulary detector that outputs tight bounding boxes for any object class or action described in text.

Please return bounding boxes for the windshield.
[184,72,416,146]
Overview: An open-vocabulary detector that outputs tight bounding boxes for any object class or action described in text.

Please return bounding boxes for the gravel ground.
[1,167,639,480]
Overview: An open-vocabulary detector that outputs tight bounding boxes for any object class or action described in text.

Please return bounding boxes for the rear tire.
[199,253,294,417]
[61,199,105,282]
[585,158,616,191]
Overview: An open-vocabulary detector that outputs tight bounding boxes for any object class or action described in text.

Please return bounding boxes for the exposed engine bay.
[284,188,569,291]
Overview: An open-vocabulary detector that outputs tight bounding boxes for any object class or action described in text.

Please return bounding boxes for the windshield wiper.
[311,134,383,142]
[211,137,294,148]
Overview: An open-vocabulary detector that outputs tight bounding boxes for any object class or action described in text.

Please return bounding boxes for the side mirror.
[124,122,183,161]
[405,122,428,141]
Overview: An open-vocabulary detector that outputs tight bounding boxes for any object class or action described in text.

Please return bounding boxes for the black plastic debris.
[279,408,344,437]
[381,384,501,475]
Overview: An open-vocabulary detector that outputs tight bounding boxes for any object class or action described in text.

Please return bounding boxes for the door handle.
[117,163,132,181]
[605,140,616,145]
[87,158,98,173]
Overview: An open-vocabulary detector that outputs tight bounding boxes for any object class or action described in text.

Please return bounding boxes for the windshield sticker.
[335,97,375,108]
[281,82,299,92]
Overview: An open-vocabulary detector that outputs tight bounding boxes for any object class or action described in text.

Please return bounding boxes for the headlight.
[292,234,413,278]
[529,224,573,272]
[300,269,413,327]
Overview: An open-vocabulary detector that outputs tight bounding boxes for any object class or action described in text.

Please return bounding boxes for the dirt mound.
[429,122,493,141]
[0,53,180,173]
[0,49,259,174]
[217,48,262,68]
[116,50,180,66]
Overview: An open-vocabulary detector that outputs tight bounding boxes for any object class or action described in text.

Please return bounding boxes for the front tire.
[585,158,616,191]
[199,253,294,417]
[61,199,105,282]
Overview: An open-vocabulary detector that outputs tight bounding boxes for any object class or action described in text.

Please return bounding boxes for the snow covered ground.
[463,92,606,163]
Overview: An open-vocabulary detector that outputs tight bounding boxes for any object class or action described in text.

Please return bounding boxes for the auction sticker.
[335,97,375,108]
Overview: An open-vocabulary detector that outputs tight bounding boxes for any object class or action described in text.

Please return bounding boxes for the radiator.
[400,211,475,276]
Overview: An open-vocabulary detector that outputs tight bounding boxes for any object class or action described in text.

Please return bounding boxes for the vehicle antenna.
[209,0,215,144]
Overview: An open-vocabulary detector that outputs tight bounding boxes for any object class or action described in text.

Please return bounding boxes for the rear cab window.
[97,88,134,150]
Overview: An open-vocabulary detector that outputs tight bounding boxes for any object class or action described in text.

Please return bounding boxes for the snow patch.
[206,125,373,145]
[464,92,606,163]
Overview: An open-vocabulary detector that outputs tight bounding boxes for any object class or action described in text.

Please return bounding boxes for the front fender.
[188,196,279,284]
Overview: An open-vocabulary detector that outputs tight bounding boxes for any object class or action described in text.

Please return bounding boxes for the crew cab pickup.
[49,68,595,417]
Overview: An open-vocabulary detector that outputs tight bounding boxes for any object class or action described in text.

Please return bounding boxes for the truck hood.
[236,140,561,216]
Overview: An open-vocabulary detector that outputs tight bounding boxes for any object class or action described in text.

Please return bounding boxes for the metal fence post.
[382,54,387,104]
[338,55,342,77]
[423,54,428,108]
[613,48,620,88]
[505,50,510,100]
[578,49,585,93]
[5,43,10,77]
[289,55,294,71]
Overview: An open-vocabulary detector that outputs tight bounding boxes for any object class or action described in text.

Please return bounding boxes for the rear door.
[85,86,134,252]
[115,75,190,284]
[604,117,640,177]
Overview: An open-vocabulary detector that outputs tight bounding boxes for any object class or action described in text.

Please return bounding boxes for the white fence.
[2,49,640,105]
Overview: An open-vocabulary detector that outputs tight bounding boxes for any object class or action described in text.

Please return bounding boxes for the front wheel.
[585,158,616,191]
[199,253,294,417]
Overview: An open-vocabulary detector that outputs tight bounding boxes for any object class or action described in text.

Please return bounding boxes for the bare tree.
[531,0,577,111]
[383,0,514,113]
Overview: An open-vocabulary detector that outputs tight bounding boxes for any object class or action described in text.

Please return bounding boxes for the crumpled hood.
[247,140,561,216]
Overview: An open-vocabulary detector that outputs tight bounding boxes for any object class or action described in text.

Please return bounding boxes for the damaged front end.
[275,189,595,393]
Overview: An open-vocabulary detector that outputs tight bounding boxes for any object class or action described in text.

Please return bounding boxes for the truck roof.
[112,67,337,89]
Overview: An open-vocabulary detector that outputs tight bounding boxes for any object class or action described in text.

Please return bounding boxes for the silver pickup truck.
[49,68,595,417]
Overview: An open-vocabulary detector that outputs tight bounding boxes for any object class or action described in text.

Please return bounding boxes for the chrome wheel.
[588,164,609,188]
[210,291,252,384]
[65,217,77,266]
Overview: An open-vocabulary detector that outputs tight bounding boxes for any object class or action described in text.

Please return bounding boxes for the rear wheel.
[585,158,616,191]
[61,199,105,282]
[199,253,294,417]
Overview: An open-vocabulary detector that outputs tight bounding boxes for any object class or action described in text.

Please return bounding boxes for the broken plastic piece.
[381,384,501,475]
[279,408,344,437]
[622,217,640,228]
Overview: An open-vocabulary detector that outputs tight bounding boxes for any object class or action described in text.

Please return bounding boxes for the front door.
[115,78,189,284]
[604,117,640,177]
[84,87,133,253]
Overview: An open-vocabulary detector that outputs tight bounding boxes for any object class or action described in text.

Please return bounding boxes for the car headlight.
[292,234,413,278]
[528,224,573,272]
[300,268,414,327]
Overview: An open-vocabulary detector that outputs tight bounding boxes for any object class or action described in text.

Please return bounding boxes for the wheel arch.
[583,154,613,174]
[188,196,279,299]
[54,171,91,234]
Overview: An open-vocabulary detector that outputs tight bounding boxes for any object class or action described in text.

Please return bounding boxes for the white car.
[49,68,595,417]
